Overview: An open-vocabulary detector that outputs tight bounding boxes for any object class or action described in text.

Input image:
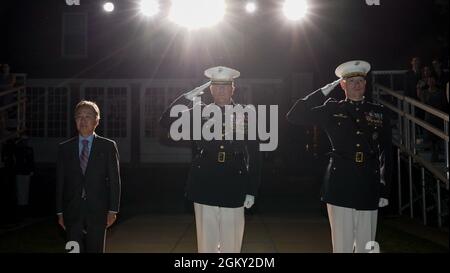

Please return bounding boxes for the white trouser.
[193,202,245,253]
[326,204,378,253]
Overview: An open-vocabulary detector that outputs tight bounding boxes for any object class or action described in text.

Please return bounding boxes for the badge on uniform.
[365,111,383,127]
[333,113,348,118]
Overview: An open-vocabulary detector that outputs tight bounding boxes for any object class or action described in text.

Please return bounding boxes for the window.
[26,87,46,137]
[47,87,69,137]
[84,86,128,138]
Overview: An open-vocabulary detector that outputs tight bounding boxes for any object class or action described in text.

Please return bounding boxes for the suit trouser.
[326,204,378,253]
[194,202,245,253]
[66,200,106,253]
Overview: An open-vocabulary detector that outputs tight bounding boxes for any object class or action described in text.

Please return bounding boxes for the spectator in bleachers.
[418,69,448,162]
[0,64,16,91]
[405,57,422,100]
[431,58,449,91]
[417,66,433,103]
[414,65,430,141]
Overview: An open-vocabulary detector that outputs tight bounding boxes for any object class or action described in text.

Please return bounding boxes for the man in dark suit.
[56,100,121,253]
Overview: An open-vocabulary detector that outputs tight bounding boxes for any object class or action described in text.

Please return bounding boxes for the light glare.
[245,2,256,13]
[140,0,160,17]
[283,0,308,21]
[103,2,114,12]
[169,0,226,29]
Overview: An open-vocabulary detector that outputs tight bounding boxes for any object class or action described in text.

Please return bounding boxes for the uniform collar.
[345,96,365,105]
[213,99,236,109]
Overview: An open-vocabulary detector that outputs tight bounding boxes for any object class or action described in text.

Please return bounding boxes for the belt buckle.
[218,152,225,163]
[355,152,364,163]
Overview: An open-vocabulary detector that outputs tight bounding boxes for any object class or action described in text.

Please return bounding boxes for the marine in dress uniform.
[159,66,261,253]
[286,60,393,253]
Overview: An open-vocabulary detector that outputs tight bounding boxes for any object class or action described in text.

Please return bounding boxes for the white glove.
[320,78,342,96]
[378,198,389,208]
[244,195,255,209]
[184,81,211,101]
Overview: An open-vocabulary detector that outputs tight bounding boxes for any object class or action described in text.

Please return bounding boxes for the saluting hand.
[321,78,342,96]
[184,81,211,101]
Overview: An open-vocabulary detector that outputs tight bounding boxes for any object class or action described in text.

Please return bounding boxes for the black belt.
[197,150,245,163]
[329,151,376,163]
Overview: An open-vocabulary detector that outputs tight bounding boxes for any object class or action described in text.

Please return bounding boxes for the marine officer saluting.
[286,60,392,253]
[160,66,261,253]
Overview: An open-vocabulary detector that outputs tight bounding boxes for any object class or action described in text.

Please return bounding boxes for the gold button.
[356,131,361,135]
[356,143,361,147]
[356,119,360,122]
[220,145,224,149]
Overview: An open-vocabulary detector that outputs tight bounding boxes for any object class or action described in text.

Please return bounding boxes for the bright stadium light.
[140,0,160,17]
[169,0,226,29]
[245,2,257,13]
[103,2,115,12]
[283,0,308,21]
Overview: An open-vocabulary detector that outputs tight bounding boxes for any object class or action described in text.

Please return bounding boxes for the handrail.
[395,142,448,186]
[372,70,408,75]
[404,96,449,121]
[377,98,404,116]
[374,83,404,100]
[372,73,449,227]
[0,85,26,98]
[0,98,27,112]
[404,112,449,141]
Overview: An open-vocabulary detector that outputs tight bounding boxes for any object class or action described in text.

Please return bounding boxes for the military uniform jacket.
[160,95,261,208]
[287,89,392,210]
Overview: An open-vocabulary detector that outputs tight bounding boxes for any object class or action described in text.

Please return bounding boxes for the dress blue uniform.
[160,66,261,252]
[287,60,392,252]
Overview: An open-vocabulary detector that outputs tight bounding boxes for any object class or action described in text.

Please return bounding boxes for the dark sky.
[1,0,448,83]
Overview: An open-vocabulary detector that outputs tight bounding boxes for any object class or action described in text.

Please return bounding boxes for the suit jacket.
[287,89,392,210]
[56,134,121,226]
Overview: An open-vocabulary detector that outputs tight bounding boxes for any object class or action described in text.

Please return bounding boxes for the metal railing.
[372,70,449,228]
[0,85,27,143]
